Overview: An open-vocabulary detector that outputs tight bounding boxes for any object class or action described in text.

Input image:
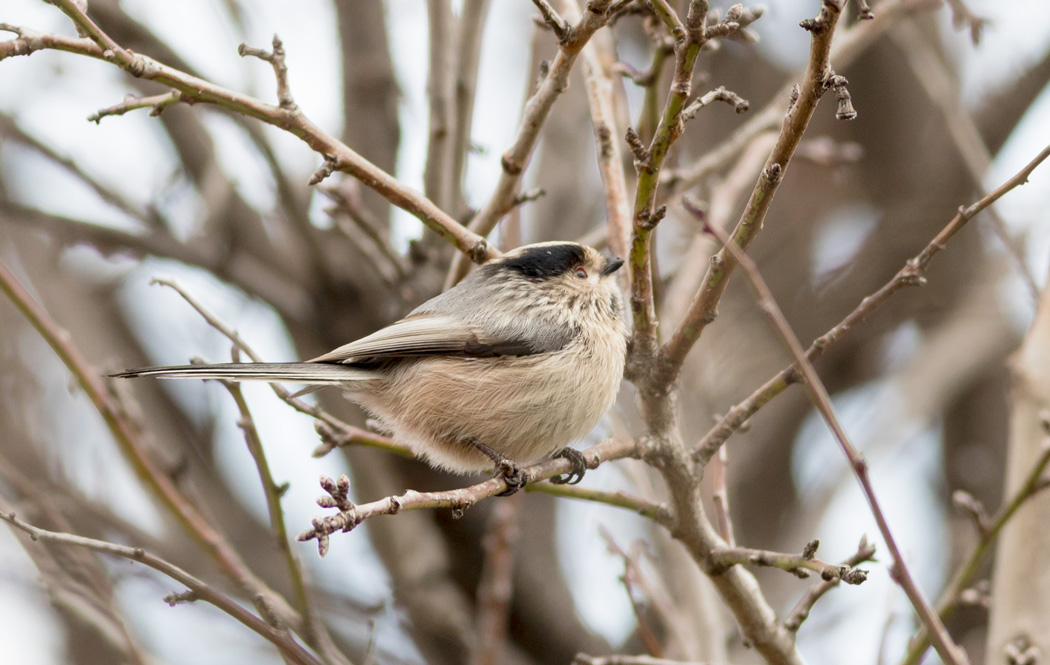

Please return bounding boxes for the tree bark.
[985,264,1050,664]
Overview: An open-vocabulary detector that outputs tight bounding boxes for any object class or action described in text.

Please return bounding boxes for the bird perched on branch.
[115,242,628,493]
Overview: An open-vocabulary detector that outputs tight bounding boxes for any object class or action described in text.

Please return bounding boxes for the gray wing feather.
[309,315,514,363]
[311,268,577,364]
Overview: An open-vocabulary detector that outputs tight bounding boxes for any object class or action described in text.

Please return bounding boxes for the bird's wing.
[308,314,541,364]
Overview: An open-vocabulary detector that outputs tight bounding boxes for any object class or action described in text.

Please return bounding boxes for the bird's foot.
[495,459,527,496]
[550,447,587,485]
[463,437,528,496]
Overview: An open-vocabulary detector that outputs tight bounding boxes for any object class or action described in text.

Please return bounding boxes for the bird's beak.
[600,257,625,276]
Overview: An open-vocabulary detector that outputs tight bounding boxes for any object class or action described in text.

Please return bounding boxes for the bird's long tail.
[111,362,371,385]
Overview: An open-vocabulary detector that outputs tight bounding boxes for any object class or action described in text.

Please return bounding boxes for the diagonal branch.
[444,0,616,288]
[0,512,324,665]
[663,0,940,194]
[695,143,1050,465]
[900,434,1050,665]
[0,260,304,633]
[655,0,848,388]
[695,202,969,665]
[526,482,673,525]
[5,1,496,263]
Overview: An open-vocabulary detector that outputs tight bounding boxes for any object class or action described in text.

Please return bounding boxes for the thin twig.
[656,0,848,388]
[680,85,749,122]
[695,202,969,665]
[320,181,408,282]
[578,19,632,261]
[712,541,869,585]
[298,438,641,556]
[900,437,1050,665]
[599,528,664,657]
[0,261,303,633]
[216,358,335,656]
[237,35,296,109]
[23,0,497,263]
[0,513,323,665]
[784,536,877,632]
[526,482,673,526]
[710,447,734,546]
[695,143,1050,465]
[532,0,571,43]
[892,20,1039,300]
[444,0,616,288]
[87,90,186,123]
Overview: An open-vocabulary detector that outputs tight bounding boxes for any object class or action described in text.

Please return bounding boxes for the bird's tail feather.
[111,362,370,385]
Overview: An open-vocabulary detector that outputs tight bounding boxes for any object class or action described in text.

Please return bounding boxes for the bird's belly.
[358,351,620,473]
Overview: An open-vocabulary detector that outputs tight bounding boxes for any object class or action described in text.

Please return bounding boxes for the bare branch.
[444,0,616,288]
[238,35,296,109]
[0,260,304,633]
[532,0,572,43]
[472,495,522,665]
[215,362,344,662]
[709,447,734,546]
[901,437,1050,665]
[693,198,969,665]
[580,26,632,260]
[680,85,749,123]
[18,0,496,263]
[297,438,642,556]
[0,513,323,665]
[527,482,673,526]
[695,143,1050,466]
[712,541,869,585]
[626,0,711,378]
[656,0,848,388]
[600,529,664,657]
[664,0,942,194]
[785,537,878,632]
[574,655,710,665]
[88,90,186,122]
[892,20,1039,300]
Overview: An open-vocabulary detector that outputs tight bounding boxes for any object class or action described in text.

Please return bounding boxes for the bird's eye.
[574,266,588,279]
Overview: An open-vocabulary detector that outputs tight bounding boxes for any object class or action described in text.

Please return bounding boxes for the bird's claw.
[550,447,587,485]
[495,459,527,496]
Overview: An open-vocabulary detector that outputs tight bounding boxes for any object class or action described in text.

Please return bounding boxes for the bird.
[113,242,628,492]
